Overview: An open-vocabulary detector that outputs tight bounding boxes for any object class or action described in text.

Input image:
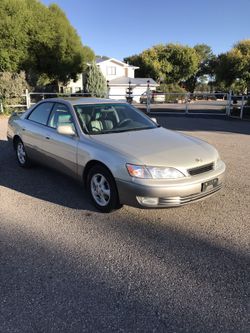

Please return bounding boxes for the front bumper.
[116,161,226,208]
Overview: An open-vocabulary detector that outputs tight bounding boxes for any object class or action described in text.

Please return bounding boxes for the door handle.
[22,128,26,131]
[45,136,50,140]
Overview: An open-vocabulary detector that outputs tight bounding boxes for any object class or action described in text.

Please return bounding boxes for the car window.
[28,102,54,125]
[48,103,75,129]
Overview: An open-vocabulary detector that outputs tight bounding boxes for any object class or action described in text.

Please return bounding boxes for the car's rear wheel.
[87,165,121,213]
[15,139,31,168]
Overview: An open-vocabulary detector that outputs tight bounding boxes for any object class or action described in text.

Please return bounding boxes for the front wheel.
[87,165,121,213]
[15,139,32,168]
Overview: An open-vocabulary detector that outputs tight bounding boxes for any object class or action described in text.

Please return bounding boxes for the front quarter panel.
[77,137,139,181]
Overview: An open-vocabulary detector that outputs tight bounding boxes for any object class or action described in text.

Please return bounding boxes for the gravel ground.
[0,115,249,333]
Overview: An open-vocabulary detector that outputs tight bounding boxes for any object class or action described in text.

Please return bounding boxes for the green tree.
[84,63,107,98]
[125,43,199,84]
[184,44,215,92]
[0,0,30,72]
[0,0,95,87]
[124,54,154,78]
[214,40,250,93]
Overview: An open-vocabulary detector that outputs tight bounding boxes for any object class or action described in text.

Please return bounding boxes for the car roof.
[42,97,126,106]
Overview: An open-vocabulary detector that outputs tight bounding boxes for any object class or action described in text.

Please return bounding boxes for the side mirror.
[57,124,76,136]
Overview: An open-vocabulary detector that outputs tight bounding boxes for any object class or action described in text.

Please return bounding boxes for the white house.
[64,57,158,103]
[96,57,158,102]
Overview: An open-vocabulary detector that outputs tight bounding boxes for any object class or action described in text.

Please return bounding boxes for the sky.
[41,0,250,60]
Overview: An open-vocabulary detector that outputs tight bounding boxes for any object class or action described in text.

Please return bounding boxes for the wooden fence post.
[226,91,232,116]
[185,93,190,114]
[25,89,30,109]
[0,101,4,113]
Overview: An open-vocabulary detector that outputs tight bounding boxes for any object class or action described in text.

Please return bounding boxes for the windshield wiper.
[105,127,155,134]
[89,126,157,135]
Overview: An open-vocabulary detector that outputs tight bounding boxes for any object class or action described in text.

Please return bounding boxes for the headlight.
[126,164,151,178]
[147,166,185,179]
[126,164,185,179]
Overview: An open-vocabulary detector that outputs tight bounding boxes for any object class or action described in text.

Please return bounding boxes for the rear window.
[28,102,54,125]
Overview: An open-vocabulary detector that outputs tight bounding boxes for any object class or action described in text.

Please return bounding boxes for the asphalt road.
[0,115,249,333]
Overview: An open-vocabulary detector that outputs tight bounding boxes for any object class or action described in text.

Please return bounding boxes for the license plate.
[201,178,218,192]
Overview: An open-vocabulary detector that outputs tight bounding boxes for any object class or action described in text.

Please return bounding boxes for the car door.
[21,101,54,162]
[42,103,78,178]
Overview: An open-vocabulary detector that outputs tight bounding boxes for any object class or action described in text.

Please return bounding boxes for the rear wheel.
[15,139,31,168]
[87,165,121,212]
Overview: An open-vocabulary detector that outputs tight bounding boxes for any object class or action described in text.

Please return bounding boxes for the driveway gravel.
[0,115,249,333]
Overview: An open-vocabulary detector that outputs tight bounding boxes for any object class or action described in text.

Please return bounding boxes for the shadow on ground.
[0,139,95,211]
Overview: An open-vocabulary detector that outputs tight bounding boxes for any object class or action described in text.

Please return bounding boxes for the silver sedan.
[7,98,226,212]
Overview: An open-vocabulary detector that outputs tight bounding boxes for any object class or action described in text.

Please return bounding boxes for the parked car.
[7,98,225,212]
[140,91,165,104]
[214,91,227,100]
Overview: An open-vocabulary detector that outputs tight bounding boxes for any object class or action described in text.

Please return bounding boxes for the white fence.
[0,89,249,120]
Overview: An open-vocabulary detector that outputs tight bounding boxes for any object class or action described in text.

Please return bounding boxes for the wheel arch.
[83,160,114,187]
[13,135,22,149]
[83,159,122,211]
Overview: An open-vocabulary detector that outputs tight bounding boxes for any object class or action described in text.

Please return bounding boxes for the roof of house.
[96,57,110,64]
[96,57,139,69]
[108,77,158,86]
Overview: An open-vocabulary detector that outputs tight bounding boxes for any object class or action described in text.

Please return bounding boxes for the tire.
[15,138,32,168]
[87,164,121,213]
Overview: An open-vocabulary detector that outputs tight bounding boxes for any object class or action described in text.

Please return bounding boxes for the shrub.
[159,83,187,103]
[0,71,28,112]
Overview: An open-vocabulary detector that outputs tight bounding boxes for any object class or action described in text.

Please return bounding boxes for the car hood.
[91,127,218,170]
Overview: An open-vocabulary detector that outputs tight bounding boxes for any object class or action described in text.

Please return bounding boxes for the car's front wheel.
[15,138,31,168]
[87,165,121,213]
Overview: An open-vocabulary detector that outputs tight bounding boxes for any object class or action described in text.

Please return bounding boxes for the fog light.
[136,196,159,206]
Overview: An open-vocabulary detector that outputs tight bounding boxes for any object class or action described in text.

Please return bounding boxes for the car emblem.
[195,158,203,163]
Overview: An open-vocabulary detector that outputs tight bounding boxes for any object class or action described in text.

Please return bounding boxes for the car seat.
[93,111,114,131]
[89,119,103,132]
[79,113,91,131]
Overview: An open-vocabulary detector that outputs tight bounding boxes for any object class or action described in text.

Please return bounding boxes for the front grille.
[188,162,214,176]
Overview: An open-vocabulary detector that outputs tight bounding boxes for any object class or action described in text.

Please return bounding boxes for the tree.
[124,54,154,78]
[184,44,215,92]
[84,63,107,98]
[0,0,95,87]
[214,40,250,93]
[25,2,95,86]
[0,0,30,72]
[125,43,199,84]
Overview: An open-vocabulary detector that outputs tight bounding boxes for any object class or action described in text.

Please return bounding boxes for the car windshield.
[74,103,158,135]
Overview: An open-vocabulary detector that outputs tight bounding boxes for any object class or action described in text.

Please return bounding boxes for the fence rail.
[0,89,249,120]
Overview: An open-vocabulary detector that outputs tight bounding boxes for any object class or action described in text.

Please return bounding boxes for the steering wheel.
[117,118,132,128]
